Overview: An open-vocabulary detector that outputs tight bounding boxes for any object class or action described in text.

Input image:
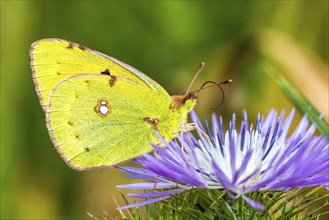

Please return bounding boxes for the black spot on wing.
[67,43,74,49]
[66,42,86,51]
[101,69,110,75]
[78,44,86,51]
[109,75,117,87]
[143,117,159,131]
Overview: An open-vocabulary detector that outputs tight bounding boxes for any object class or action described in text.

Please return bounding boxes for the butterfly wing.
[30,38,168,112]
[47,74,181,170]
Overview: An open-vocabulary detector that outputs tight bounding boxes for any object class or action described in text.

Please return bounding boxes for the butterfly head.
[170,93,197,113]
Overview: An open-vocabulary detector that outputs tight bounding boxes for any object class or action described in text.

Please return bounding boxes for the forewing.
[30,38,167,111]
[47,74,173,170]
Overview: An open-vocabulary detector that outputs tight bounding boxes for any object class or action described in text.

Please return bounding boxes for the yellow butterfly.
[30,39,197,170]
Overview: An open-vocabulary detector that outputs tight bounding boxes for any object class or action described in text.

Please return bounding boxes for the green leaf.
[274,74,329,138]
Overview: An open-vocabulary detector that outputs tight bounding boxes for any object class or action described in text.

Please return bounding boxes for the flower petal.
[242,195,265,210]
[127,189,184,198]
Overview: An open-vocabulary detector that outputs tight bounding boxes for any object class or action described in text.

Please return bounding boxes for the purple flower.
[117,109,329,210]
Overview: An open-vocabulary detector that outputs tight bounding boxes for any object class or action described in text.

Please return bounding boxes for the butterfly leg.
[179,131,188,162]
[153,174,159,189]
[186,123,210,141]
[180,122,210,141]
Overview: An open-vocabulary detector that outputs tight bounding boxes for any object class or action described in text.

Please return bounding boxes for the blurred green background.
[1,1,328,219]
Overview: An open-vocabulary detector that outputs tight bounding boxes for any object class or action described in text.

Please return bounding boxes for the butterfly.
[30,38,198,171]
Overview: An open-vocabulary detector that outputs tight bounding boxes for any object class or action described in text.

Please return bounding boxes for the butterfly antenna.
[190,79,233,108]
[186,62,205,95]
[191,79,233,95]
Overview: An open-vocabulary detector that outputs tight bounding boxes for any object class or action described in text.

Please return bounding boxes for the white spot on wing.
[95,99,111,117]
[99,105,109,115]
